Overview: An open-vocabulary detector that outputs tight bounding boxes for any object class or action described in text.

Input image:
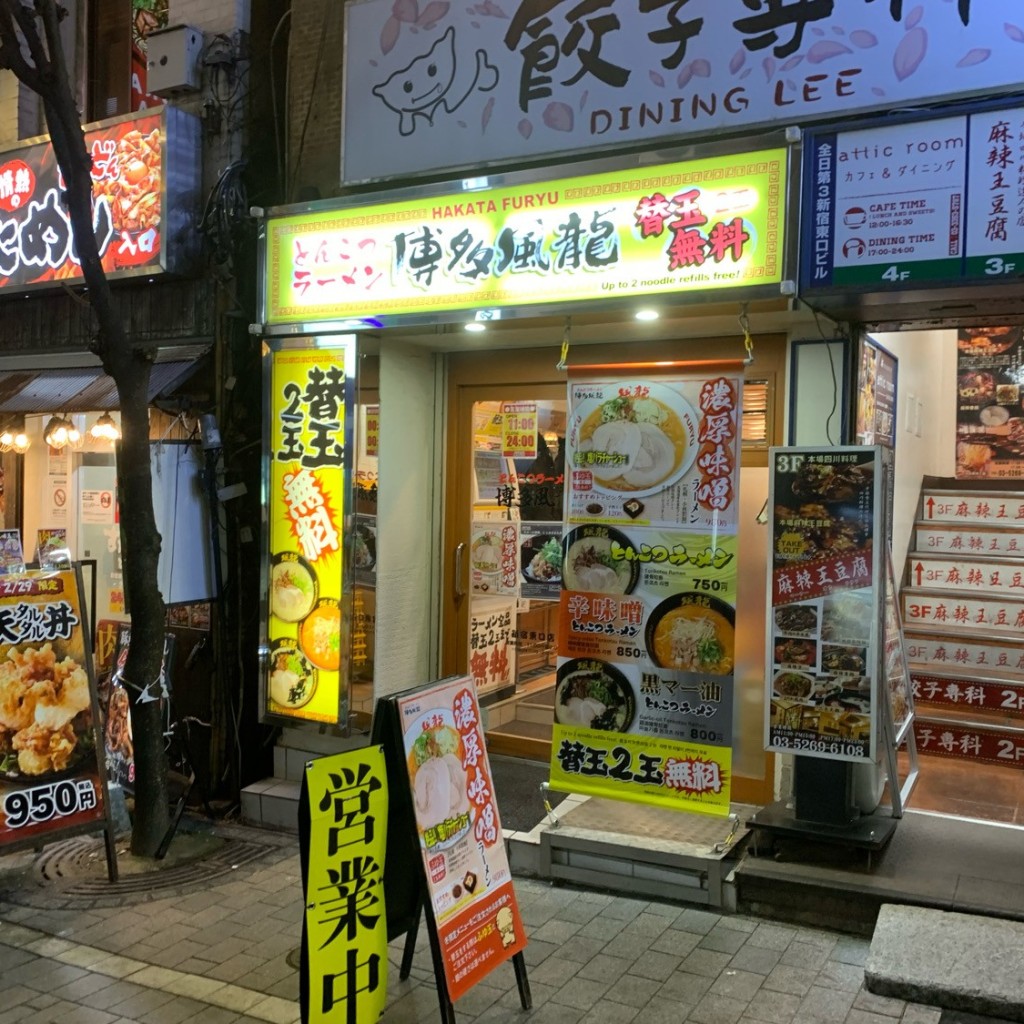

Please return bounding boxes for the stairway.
[900,480,1024,821]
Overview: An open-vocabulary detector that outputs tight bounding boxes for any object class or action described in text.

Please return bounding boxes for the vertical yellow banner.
[265,342,354,725]
[303,748,388,1023]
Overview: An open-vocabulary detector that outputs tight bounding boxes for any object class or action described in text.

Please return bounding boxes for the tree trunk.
[0,0,171,855]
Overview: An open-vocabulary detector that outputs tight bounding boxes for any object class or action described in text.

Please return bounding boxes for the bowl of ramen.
[562,525,640,594]
[270,554,317,623]
[645,594,735,674]
[300,602,341,671]
[471,531,501,574]
[571,383,700,496]
[521,534,562,584]
[268,643,317,709]
[555,658,635,731]
[772,670,813,699]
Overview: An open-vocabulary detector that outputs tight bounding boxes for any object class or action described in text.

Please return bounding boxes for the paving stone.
[602,972,660,1007]
[798,984,857,1019]
[762,964,817,998]
[683,947,736,979]
[575,953,633,984]
[701,925,751,955]
[781,940,833,972]
[743,988,803,1024]
[549,974,613,1011]
[710,968,765,1002]
[689,991,750,1024]
[853,987,907,1017]
[729,944,784,976]
[628,950,681,982]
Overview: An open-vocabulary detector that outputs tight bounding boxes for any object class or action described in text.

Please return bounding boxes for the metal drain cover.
[1,833,281,909]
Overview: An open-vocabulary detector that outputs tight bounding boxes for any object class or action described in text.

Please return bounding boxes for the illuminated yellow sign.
[303,748,388,1023]
[265,342,354,724]
[264,149,786,325]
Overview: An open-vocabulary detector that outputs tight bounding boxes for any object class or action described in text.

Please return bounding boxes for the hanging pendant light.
[89,412,121,441]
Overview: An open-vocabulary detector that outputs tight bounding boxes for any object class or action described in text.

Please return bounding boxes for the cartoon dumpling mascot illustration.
[496,906,516,948]
[372,26,498,136]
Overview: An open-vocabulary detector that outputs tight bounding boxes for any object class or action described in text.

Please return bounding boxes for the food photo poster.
[551,372,743,815]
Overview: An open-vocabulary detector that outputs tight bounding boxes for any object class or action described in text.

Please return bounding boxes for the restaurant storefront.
[247,0,1024,876]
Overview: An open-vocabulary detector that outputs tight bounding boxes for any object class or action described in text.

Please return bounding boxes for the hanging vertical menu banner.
[766,447,882,763]
[550,372,742,816]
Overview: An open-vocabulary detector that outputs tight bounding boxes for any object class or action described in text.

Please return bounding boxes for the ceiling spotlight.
[635,309,659,321]
[90,412,121,442]
[465,322,486,333]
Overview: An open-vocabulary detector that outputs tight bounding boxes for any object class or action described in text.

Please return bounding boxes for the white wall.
[374,342,442,695]
[868,330,958,574]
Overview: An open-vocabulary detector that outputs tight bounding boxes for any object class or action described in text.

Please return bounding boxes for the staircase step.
[866,904,1024,1022]
[902,587,1024,638]
[914,520,1024,557]
[905,552,1024,599]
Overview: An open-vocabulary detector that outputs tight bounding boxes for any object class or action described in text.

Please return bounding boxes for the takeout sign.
[0,110,164,290]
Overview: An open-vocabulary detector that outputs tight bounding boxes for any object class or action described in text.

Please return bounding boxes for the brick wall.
[286,0,344,199]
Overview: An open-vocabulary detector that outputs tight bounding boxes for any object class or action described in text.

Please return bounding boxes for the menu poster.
[766,447,881,763]
[518,522,562,601]
[470,521,518,596]
[264,341,355,726]
[0,570,111,849]
[300,747,388,1024]
[36,528,72,569]
[552,372,742,817]
[469,599,515,695]
[955,325,1024,479]
[855,337,897,448]
[0,529,24,575]
[397,676,526,1002]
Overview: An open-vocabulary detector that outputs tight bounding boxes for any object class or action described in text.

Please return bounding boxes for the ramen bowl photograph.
[555,658,635,732]
[572,384,699,496]
[644,593,735,674]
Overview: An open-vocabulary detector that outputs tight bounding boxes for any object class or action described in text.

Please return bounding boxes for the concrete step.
[866,904,1024,1022]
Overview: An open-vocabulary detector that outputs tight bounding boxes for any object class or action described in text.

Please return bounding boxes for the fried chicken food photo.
[0,643,91,776]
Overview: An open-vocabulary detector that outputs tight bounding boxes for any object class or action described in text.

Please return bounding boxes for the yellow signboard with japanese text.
[264,148,786,325]
[301,748,388,1024]
[264,342,355,725]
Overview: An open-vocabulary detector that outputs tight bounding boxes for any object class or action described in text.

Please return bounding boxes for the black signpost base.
[746,800,898,868]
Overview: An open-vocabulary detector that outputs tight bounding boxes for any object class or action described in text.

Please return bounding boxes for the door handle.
[454,542,467,599]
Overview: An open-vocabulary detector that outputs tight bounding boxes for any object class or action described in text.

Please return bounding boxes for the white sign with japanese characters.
[343,0,1013,183]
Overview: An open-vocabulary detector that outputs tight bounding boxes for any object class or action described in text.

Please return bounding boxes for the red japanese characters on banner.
[696,377,739,512]
[914,720,1024,770]
[912,674,1024,715]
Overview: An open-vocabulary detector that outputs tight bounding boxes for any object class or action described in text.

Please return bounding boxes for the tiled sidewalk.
[0,835,949,1024]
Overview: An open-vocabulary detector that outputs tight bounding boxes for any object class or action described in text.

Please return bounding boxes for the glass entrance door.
[467,397,565,756]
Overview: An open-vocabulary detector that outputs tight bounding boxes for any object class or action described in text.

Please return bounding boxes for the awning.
[0,345,210,414]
